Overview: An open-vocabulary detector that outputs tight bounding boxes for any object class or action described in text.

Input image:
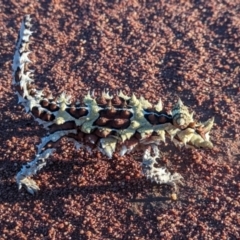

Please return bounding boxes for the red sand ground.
[0,1,239,239]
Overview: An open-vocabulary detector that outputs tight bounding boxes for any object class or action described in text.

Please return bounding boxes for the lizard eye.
[173,113,189,129]
[172,98,193,129]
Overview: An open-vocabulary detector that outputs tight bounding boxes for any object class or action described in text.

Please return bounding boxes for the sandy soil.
[0,0,239,239]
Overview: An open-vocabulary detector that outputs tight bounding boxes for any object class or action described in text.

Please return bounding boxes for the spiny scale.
[12,15,215,194]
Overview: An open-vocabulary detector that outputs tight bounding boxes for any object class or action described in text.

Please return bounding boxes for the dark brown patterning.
[12,15,214,194]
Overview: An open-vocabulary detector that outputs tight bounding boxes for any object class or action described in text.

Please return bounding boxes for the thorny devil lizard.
[12,15,214,195]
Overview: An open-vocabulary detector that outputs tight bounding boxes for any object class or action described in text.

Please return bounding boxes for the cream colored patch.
[154,130,166,142]
[118,90,130,100]
[81,94,101,133]
[154,98,163,112]
[177,128,195,145]
[189,133,213,149]
[100,137,118,158]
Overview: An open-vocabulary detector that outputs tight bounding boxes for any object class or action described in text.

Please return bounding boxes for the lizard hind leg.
[142,145,183,191]
[16,129,76,194]
[16,148,55,195]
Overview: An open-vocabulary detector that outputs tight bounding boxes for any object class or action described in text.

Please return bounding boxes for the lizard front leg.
[142,144,184,191]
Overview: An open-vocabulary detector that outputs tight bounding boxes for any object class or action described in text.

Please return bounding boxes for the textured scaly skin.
[12,15,214,194]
